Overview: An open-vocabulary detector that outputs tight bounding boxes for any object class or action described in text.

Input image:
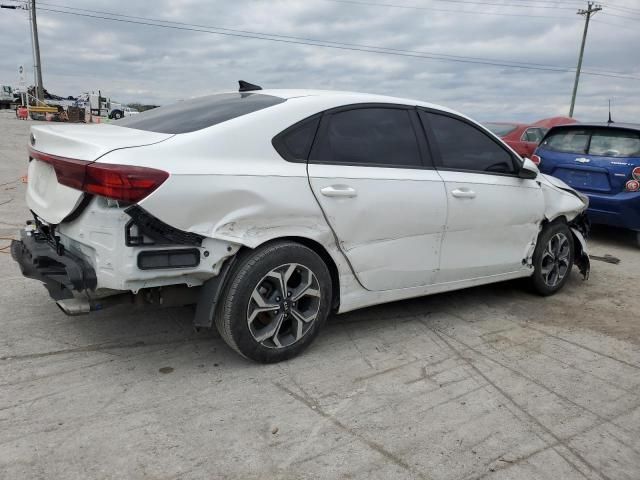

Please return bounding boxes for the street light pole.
[569,2,602,118]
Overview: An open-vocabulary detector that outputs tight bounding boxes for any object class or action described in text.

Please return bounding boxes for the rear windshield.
[115,93,286,134]
[484,123,518,136]
[541,128,640,157]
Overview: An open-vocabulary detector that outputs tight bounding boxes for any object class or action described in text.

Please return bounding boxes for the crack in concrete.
[428,326,614,480]
[0,336,210,362]
[274,381,432,480]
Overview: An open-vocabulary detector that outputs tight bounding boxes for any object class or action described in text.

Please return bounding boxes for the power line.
[27,2,589,71]
[8,1,639,82]
[30,3,640,80]
[592,18,638,29]
[7,0,585,21]
[337,0,578,10]
[29,0,581,21]
[601,10,640,20]
[327,0,640,22]
[29,4,640,81]
[601,1,640,15]
[324,0,578,15]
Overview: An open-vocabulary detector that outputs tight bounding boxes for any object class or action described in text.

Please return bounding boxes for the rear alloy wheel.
[531,223,574,296]
[215,241,332,363]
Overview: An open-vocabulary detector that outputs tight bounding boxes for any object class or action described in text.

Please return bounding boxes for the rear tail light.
[626,180,640,192]
[531,154,542,166]
[29,147,168,203]
[28,150,87,190]
[633,167,640,181]
[84,164,169,202]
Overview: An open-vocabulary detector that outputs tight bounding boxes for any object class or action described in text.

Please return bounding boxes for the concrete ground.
[0,110,639,480]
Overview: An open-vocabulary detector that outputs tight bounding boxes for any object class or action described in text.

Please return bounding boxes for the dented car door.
[307,105,447,291]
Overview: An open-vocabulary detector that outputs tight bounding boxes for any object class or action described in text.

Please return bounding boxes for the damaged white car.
[12,82,590,363]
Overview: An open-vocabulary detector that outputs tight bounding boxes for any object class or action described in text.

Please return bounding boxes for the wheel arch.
[535,214,590,281]
[253,236,341,312]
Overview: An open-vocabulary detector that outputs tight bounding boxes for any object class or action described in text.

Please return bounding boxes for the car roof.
[227,88,465,118]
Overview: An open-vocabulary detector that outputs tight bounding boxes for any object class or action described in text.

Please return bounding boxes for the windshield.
[484,123,518,137]
[116,93,286,134]
[541,128,640,157]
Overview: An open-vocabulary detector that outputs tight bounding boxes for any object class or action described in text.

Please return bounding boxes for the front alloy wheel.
[539,233,571,288]
[531,222,574,296]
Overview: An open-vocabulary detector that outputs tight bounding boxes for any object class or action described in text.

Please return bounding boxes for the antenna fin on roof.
[238,80,262,92]
[607,99,614,124]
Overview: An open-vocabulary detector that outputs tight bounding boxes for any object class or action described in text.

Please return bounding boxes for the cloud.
[0,0,638,122]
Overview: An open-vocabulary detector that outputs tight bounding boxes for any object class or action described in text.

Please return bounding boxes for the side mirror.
[519,157,539,179]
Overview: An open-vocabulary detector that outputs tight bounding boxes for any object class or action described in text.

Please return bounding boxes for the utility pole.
[0,2,41,102]
[569,1,602,118]
[30,0,44,102]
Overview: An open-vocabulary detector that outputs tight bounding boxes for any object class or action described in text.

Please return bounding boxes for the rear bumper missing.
[11,227,97,300]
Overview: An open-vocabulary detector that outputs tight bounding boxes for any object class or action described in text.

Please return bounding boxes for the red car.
[485,117,577,160]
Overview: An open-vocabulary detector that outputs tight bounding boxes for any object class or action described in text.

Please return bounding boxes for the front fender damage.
[538,175,591,280]
[569,213,591,280]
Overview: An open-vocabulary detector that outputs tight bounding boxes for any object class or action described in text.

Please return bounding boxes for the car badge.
[574,157,590,163]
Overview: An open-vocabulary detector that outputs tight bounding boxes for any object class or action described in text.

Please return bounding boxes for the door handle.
[320,185,358,198]
[451,188,476,199]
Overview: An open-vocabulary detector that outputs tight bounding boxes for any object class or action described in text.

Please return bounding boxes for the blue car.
[534,123,640,247]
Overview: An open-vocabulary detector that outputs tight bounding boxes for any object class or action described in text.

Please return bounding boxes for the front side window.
[311,108,422,168]
[424,112,516,174]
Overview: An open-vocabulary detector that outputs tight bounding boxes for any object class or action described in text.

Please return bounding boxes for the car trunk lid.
[540,151,614,193]
[26,124,173,224]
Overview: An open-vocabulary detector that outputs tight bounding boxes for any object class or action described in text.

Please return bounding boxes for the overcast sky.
[1,0,639,122]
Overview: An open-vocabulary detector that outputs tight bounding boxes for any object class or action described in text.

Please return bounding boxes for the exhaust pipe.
[56,286,197,317]
[56,298,91,316]
[56,293,135,316]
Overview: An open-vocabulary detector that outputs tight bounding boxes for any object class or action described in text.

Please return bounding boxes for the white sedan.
[12,83,590,363]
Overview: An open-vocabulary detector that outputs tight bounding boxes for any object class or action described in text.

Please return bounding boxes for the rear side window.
[589,130,640,157]
[116,93,286,134]
[523,127,546,143]
[540,129,590,154]
[311,108,422,168]
[272,115,320,162]
[424,112,516,174]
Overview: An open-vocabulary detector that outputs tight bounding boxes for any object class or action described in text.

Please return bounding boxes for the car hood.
[539,173,589,207]
[537,173,589,222]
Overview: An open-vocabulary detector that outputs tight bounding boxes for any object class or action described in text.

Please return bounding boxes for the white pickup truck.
[109,105,140,120]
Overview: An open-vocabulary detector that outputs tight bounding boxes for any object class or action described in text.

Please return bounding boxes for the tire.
[530,222,574,296]
[215,241,332,363]
[113,111,122,119]
[635,231,640,249]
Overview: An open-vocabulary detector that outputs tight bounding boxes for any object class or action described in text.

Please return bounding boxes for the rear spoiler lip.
[28,145,93,166]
